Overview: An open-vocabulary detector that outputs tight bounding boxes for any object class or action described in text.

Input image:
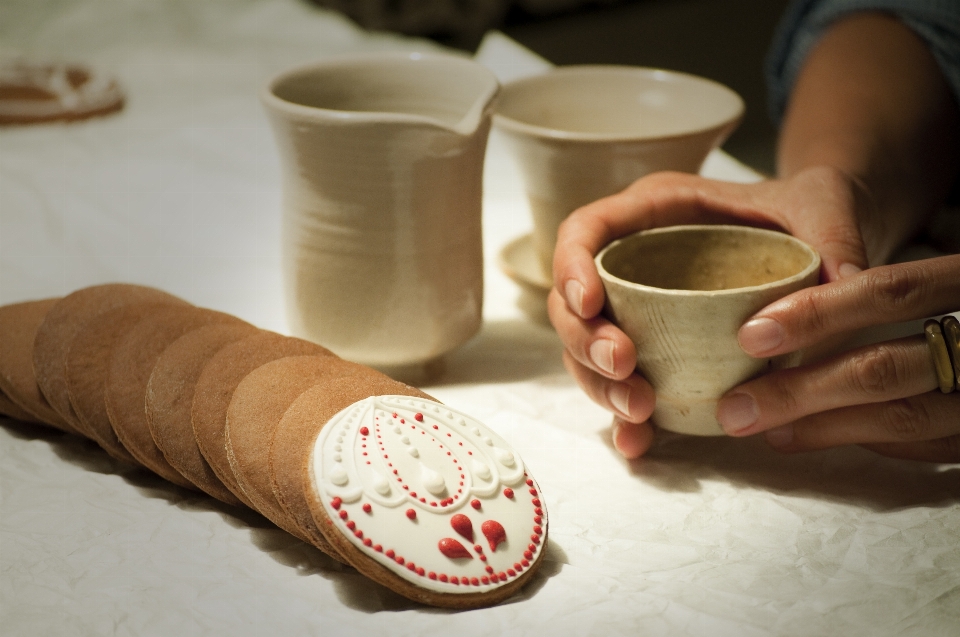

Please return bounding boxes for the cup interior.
[269,54,497,129]
[599,226,818,292]
[495,66,743,140]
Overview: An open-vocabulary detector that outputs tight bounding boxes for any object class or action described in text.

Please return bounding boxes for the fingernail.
[589,339,616,375]
[838,262,863,278]
[565,279,585,317]
[716,392,759,434]
[612,419,627,456]
[739,317,784,355]
[608,383,631,418]
[765,424,794,448]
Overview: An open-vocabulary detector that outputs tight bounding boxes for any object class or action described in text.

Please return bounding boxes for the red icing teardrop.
[481,519,507,551]
[450,514,474,541]
[438,538,473,559]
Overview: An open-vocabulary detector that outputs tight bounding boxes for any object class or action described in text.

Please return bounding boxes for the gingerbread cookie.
[191,331,332,508]
[0,388,40,423]
[65,302,184,463]
[33,283,187,431]
[0,60,124,125]
[145,322,259,505]
[304,394,547,608]
[0,298,74,431]
[104,305,246,489]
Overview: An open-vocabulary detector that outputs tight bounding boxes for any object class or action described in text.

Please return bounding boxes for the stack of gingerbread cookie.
[0,283,547,608]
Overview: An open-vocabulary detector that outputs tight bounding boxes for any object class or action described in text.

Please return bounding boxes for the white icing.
[311,396,546,594]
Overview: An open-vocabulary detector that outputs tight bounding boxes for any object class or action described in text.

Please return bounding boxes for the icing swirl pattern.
[311,396,546,594]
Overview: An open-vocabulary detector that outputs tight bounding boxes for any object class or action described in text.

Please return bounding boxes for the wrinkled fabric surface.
[1,2,958,636]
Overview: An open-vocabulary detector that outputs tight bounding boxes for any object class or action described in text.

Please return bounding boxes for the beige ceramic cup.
[596,225,821,436]
[494,66,744,277]
[262,53,499,374]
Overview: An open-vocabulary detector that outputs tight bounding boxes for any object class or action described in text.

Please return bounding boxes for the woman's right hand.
[548,166,874,458]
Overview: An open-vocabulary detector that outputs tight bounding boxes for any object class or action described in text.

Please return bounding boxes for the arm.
[548,11,960,460]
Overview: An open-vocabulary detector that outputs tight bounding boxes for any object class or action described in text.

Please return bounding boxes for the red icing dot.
[433,425,438,430]
[471,499,481,510]
[439,574,449,583]
[449,577,458,585]
[470,577,480,586]
[386,549,395,558]
[407,562,416,572]
[405,509,417,520]
[507,569,517,577]
[531,535,541,544]
[521,558,529,567]
[363,503,372,514]
[409,492,417,498]
[481,520,507,552]
[534,525,543,536]
[428,572,437,580]
[529,488,538,496]
[338,510,348,520]
[485,565,494,574]
[513,562,522,571]
[499,571,508,581]
[523,551,532,560]
[481,576,490,585]
[503,488,514,499]
[359,426,369,436]
[473,544,483,553]
[534,515,542,524]
[450,514,474,542]
[479,555,487,562]
[396,556,405,565]
[415,413,424,422]
[438,538,472,559]
[526,478,534,487]
[416,567,425,576]
[532,498,541,507]
[330,497,342,510]
[354,530,363,539]
[346,521,356,530]
[374,545,383,552]
[528,543,536,552]
[363,538,372,547]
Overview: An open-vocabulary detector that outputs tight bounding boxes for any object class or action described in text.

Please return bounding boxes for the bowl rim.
[595,224,821,297]
[493,65,744,143]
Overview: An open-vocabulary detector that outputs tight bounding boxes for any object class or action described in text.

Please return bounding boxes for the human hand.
[548,166,873,458]
[716,255,960,463]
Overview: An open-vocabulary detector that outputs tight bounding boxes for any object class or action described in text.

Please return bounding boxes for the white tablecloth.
[1,2,957,636]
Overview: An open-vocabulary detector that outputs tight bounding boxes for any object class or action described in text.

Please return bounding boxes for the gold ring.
[924,318,956,394]
[942,315,960,391]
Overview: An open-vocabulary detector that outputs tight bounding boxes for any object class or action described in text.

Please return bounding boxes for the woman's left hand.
[716,254,960,463]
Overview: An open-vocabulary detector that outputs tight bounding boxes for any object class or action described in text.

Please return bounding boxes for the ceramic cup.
[596,225,821,436]
[262,53,499,375]
[493,65,744,277]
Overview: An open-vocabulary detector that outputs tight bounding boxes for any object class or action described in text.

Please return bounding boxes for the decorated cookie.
[307,395,547,608]
[0,60,124,125]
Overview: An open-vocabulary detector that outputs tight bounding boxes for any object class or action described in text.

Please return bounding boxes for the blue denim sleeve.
[765,0,960,125]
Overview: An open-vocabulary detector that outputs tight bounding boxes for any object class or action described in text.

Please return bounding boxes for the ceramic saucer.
[498,233,553,324]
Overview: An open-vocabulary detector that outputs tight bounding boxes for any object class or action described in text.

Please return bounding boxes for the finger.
[548,288,637,380]
[552,172,770,319]
[860,437,960,463]
[612,417,655,459]
[718,336,938,435]
[562,350,656,423]
[762,391,960,453]
[739,255,960,357]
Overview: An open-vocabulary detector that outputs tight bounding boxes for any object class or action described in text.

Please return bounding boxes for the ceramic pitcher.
[262,53,499,374]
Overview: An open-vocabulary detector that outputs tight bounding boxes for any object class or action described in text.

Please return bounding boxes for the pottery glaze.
[596,225,820,436]
[262,53,499,373]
